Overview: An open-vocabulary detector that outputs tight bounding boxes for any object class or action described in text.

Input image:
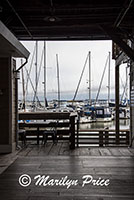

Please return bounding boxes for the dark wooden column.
[0,57,13,153]
[115,64,120,144]
[70,115,76,149]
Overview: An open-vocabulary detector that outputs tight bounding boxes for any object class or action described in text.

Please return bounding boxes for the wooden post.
[37,127,40,145]
[70,115,75,149]
[99,131,103,147]
[76,116,80,147]
[126,131,129,145]
[105,130,109,145]
[115,64,120,144]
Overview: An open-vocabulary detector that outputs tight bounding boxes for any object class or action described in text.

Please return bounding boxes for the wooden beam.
[102,26,134,62]
[19,112,71,120]
[112,36,134,61]
[115,52,127,66]
[114,0,133,27]
[0,20,30,58]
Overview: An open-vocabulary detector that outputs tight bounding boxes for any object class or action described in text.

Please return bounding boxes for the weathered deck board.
[118,148,134,156]
[48,143,62,156]
[38,143,53,156]
[88,148,101,156]
[58,142,70,156]
[0,144,134,199]
[108,148,124,156]
[99,148,112,156]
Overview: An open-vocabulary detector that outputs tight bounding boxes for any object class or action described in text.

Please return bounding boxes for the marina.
[17,41,130,134]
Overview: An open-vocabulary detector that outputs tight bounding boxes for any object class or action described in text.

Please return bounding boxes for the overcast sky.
[17,40,128,101]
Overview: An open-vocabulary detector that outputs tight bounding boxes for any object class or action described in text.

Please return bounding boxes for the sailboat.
[18,41,48,112]
[94,52,113,122]
[73,51,96,123]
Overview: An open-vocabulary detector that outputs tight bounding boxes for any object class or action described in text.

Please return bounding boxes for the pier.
[0,1,134,199]
[0,144,134,199]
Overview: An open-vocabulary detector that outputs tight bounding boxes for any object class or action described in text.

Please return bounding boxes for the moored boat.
[95,106,113,122]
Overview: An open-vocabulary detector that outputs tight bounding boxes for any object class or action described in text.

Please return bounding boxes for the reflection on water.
[79,119,130,130]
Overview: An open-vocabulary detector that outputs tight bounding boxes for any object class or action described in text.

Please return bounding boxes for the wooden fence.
[19,112,77,149]
[76,129,130,147]
[19,112,130,148]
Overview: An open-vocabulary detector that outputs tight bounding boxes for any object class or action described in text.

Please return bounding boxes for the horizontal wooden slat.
[78,129,129,132]
[76,128,130,146]
[24,129,70,135]
[78,142,129,145]
[19,122,70,128]
[77,133,129,137]
[24,136,70,139]
[77,138,128,141]
[19,112,77,120]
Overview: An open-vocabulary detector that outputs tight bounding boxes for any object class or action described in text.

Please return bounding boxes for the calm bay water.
[79,119,130,130]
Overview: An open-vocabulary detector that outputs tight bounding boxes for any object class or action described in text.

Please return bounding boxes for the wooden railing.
[19,112,77,149]
[19,112,129,148]
[76,129,130,147]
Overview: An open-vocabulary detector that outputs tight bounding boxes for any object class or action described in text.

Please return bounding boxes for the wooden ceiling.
[0,0,134,40]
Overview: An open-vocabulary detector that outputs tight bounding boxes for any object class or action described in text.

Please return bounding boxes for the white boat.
[79,116,93,124]
[95,106,113,122]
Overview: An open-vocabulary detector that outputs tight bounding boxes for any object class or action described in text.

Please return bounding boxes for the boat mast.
[56,54,60,108]
[32,47,44,106]
[35,41,38,107]
[108,51,111,103]
[73,53,89,101]
[21,59,26,110]
[88,51,91,105]
[44,41,47,108]
[95,54,109,104]
[25,43,36,96]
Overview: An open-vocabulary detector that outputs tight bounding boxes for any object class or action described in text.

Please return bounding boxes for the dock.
[0,143,134,199]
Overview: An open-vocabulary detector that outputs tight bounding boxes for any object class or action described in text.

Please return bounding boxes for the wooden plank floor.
[0,142,134,200]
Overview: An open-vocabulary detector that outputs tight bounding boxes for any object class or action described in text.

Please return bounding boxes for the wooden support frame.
[102,26,134,62]
[115,52,127,66]
[102,26,133,146]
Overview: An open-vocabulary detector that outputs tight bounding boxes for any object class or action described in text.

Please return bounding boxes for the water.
[79,119,130,130]
[18,100,130,131]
